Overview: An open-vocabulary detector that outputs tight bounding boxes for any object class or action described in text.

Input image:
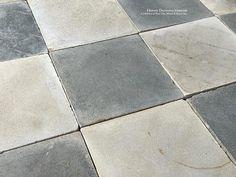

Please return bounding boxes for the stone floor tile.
[0,54,77,152]
[0,133,98,177]
[117,0,212,31]
[27,0,137,50]
[141,17,236,95]
[0,1,46,61]
[189,84,236,161]
[82,100,236,177]
[221,13,236,33]
[200,0,236,15]
[51,35,182,126]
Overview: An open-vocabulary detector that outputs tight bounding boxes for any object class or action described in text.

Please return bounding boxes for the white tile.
[0,54,77,152]
[141,17,236,95]
[82,100,236,177]
[28,0,137,50]
[200,0,236,15]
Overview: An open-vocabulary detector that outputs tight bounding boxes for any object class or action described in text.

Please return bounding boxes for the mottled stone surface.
[0,54,77,152]
[28,0,137,50]
[117,0,212,31]
[200,0,236,15]
[0,133,98,177]
[141,17,236,95]
[189,84,236,161]
[51,35,182,126]
[221,13,236,33]
[82,100,236,177]
[0,1,46,61]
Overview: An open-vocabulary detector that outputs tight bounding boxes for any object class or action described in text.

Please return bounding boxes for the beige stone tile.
[141,17,236,95]
[0,54,77,152]
[27,0,137,50]
[200,0,236,15]
[82,100,236,177]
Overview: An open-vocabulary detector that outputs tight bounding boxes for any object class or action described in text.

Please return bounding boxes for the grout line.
[80,132,101,177]
[187,100,236,166]
[0,130,78,155]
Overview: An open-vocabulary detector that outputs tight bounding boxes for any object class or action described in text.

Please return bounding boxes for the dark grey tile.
[221,13,236,33]
[51,35,182,126]
[117,0,213,31]
[0,133,98,177]
[189,84,236,160]
[0,1,46,61]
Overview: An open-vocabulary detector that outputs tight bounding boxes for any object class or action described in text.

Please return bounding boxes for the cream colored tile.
[82,100,236,177]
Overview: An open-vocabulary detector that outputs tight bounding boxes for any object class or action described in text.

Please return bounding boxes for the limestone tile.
[117,0,212,31]
[221,13,236,33]
[51,35,182,126]
[82,100,236,177]
[141,17,236,95]
[27,0,137,50]
[0,133,98,177]
[0,1,46,61]
[200,0,236,15]
[0,54,77,152]
[189,83,236,161]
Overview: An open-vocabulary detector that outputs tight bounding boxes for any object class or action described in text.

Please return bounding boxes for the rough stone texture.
[200,0,236,15]
[51,35,182,126]
[117,0,212,31]
[82,100,236,177]
[141,17,236,95]
[0,133,98,177]
[0,54,77,152]
[189,84,236,161]
[0,1,46,61]
[221,13,236,33]
[27,0,137,50]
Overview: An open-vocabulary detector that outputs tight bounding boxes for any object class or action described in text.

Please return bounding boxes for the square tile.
[0,133,98,177]
[27,0,137,50]
[200,0,236,15]
[221,13,236,33]
[189,84,236,162]
[117,0,212,31]
[141,17,236,95]
[0,54,77,152]
[0,1,46,61]
[51,35,182,126]
[82,100,236,177]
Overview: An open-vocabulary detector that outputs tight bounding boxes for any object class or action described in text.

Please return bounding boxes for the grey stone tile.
[221,13,236,33]
[0,1,46,61]
[82,100,236,177]
[28,0,137,50]
[141,17,236,95]
[51,35,182,126]
[200,0,236,15]
[0,133,98,177]
[0,54,77,152]
[117,0,213,31]
[189,84,236,161]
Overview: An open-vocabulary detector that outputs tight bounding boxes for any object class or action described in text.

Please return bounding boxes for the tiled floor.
[0,0,236,176]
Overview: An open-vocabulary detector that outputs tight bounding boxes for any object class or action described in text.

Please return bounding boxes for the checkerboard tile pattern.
[0,0,236,176]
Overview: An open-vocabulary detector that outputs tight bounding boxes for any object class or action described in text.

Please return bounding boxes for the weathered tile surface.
[51,35,182,126]
[189,84,236,161]
[0,133,98,177]
[0,1,46,61]
[200,0,236,15]
[82,100,236,177]
[27,0,137,50]
[221,13,236,33]
[0,54,77,152]
[141,17,236,95]
[117,0,212,31]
